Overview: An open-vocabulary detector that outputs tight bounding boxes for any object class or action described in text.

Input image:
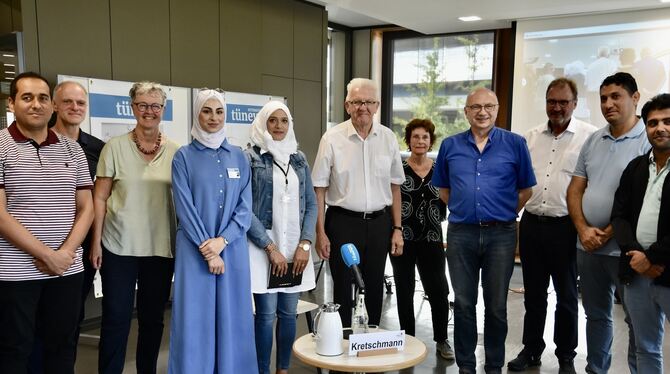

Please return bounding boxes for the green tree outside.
[392,36,491,150]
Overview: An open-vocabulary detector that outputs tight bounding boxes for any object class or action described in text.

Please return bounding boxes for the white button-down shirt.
[524,117,597,217]
[311,119,404,212]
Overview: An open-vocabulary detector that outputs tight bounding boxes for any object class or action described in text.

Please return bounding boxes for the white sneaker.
[436,340,455,360]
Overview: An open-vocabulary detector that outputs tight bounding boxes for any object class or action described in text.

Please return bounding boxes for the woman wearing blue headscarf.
[168,89,257,373]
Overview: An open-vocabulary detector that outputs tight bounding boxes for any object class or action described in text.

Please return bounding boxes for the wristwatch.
[299,242,311,252]
[392,225,403,232]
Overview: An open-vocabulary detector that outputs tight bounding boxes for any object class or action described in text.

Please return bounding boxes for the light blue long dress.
[168,139,258,374]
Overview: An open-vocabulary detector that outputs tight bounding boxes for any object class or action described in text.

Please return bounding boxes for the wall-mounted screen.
[511,8,670,135]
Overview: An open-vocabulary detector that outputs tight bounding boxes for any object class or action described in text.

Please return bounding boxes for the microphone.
[341,243,365,291]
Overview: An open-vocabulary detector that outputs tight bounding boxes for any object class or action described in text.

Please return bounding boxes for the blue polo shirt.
[573,118,650,256]
[432,126,536,224]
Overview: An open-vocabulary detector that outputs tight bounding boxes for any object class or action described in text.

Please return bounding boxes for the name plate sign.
[348,330,405,356]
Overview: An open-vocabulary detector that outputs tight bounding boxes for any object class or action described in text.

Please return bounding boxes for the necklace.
[132,129,162,155]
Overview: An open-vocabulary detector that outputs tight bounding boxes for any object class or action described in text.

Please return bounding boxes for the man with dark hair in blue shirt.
[432,87,536,374]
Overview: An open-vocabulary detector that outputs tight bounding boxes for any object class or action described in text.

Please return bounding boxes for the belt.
[328,206,390,220]
[525,212,571,224]
[478,220,516,227]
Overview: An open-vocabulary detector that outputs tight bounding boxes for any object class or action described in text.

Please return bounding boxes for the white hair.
[346,78,379,101]
[129,81,167,104]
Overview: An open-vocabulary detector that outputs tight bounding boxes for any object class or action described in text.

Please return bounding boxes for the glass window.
[327,27,350,129]
[387,32,495,152]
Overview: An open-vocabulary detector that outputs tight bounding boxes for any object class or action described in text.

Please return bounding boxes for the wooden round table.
[292,331,427,373]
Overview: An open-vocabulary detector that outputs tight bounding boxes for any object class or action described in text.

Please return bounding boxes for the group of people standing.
[0,72,318,374]
[0,70,668,374]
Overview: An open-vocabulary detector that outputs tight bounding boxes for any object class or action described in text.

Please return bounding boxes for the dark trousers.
[518,211,578,360]
[0,273,83,374]
[325,207,392,327]
[29,243,96,374]
[390,240,449,342]
[98,248,174,374]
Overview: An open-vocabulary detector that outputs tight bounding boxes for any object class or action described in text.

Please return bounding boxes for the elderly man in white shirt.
[312,78,404,329]
[508,78,597,374]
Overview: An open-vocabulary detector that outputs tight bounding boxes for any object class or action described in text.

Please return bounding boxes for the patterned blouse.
[400,160,446,243]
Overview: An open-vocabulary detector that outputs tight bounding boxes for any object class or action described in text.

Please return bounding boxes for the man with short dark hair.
[0,72,94,374]
[432,87,536,374]
[508,78,596,374]
[612,93,670,373]
[567,72,650,373]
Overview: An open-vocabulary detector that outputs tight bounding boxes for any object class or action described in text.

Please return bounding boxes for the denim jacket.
[244,146,317,249]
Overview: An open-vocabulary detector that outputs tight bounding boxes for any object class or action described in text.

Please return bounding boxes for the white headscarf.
[191,89,227,149]
[249,101,297,165]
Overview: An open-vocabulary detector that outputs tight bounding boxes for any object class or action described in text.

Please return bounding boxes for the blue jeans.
[577,250,636,374]
[625,275,670,374]
[253,292,299,374]
[446,222,517,372]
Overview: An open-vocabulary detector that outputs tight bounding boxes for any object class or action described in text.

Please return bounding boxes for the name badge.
[227,168,240,179]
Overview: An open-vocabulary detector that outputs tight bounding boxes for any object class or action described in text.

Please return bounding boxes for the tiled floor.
[74,260,670,373]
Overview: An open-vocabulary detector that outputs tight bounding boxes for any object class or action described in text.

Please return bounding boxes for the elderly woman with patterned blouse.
[390,118,453,360]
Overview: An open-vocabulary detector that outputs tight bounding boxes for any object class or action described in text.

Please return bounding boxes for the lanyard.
[273,160,291,188]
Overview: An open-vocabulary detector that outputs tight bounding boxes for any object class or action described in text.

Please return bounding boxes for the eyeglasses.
[546,99,574,108]
[466,103,498,112]
[348,100,379,108]
[133,102,164,112]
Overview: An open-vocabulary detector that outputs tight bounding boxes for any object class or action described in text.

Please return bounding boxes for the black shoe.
[558,358,576,374]
[507,351,542,371]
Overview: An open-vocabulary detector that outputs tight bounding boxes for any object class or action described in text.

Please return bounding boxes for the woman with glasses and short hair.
[91,81,179,374]
[246,101,317,374]
[168,89,258,373]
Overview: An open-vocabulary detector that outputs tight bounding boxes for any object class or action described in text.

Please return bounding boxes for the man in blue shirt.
[567,72,650,374]
[432,87,536,374]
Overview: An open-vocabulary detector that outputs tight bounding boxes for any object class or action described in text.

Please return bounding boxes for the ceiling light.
[458,16,482,22]
[661,0,670,3]
[5,71,14,74]
[3,63,14,67]
[2,54,15,58]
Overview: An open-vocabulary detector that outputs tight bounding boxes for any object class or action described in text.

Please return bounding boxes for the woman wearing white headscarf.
[168,89,257,373]
[246,101,317,374]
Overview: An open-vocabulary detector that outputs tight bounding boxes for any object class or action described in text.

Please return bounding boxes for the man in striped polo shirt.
[0,72,94,374]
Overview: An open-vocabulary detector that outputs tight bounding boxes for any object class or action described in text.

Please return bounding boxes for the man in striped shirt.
[0,72,94,374]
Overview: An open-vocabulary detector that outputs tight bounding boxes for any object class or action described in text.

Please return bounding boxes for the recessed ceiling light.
[5,71,15,74]
[2,54,15,58]
[458,16,482,22]
[3,63,15,67]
